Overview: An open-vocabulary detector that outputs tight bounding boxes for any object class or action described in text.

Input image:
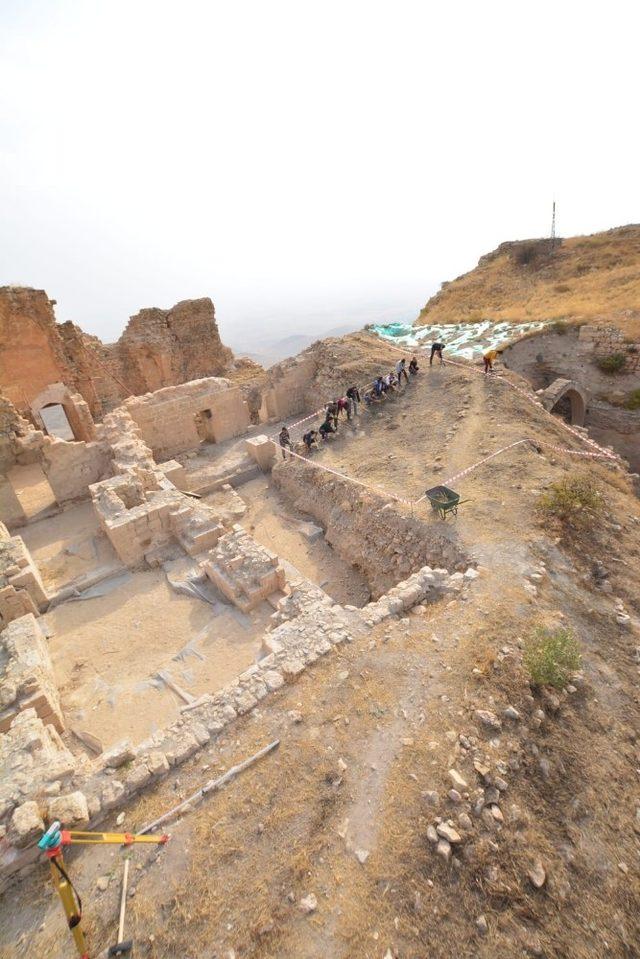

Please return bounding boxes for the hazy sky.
[1,1,638,346]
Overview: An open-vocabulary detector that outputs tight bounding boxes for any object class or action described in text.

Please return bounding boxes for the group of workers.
[277,355,421,459]
[277,339,504,459]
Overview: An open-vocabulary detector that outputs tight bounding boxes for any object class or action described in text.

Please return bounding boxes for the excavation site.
[1,229,640,959]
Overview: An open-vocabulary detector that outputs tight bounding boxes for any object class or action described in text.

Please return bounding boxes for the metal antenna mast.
[550,199,556,249]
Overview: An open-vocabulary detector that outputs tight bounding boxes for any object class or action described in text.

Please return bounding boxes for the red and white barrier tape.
[369,334,619,462]
[282,445,407,503]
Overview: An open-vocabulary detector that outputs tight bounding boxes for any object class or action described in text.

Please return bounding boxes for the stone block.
[9,800,44,846]
[48,791,89,827]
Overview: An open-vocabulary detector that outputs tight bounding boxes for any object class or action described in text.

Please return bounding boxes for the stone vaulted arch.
[539,378,588,426]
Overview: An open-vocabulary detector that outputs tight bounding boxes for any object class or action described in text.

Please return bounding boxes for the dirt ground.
[46,569,272,749]
[2,340,639,959]
[20,501,119,592]
[7,462,57,520]
[234,476,371,607]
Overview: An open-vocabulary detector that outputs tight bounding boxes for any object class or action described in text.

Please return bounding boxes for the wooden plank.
[156,670,196,704]
[70,727,103,755]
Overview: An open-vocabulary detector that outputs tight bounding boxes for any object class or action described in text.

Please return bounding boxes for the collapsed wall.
[272,458,467,598]
[0,287,236,419]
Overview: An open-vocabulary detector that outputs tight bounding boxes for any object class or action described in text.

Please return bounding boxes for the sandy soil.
[20,501,119,591]
[2,340,640,959]
[45,570,272,748]
[232,476,371,607]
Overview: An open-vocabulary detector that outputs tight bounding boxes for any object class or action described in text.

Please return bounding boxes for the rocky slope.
[417,225,640,338]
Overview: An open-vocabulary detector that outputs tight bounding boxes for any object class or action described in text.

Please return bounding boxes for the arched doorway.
[550,388,586,426]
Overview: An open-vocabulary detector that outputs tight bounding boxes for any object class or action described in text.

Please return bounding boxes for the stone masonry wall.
[273,458,468,598]
[122,378,251,460]
[0,614,64,734]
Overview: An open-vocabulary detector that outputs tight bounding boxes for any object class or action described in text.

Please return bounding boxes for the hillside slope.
[417,225,640,337]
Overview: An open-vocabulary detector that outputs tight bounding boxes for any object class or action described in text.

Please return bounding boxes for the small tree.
[524,628,581,689]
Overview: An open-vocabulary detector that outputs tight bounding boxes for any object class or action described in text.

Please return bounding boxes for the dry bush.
[537,475,602,528]
[625,388,640,410]
[596,352,627,374]
[512,241,545,267]
[524,627,581,689]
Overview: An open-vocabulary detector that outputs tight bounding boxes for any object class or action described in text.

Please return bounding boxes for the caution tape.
[282,445,407,504]
[368,333,619,462]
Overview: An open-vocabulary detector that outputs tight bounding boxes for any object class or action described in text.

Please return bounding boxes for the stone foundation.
[201,526,286,612]
[0,615,63,734]
[0,528,49,627]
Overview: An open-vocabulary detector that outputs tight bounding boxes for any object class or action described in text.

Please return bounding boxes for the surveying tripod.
[38,820,169,958]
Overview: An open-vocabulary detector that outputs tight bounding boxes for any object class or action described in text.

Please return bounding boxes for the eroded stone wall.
[273,458,467,598]
[0,288,236,419]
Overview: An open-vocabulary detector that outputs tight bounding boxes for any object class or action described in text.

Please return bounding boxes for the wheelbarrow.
[425,485,468,520]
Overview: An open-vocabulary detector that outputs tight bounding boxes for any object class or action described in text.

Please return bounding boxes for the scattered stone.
[436,823,462,844]
[422,790,440,806]
[490,805,504,823]
[448,769,468,790]
[426,825,439,844]
[116,812,125,826]
[504,706,521,721]
[618,861,629,875]
[355,848,370,864]
[476,915,488,935]
[458,812,473,831]
[528,861,546,888]
[299,893,318,914]
[288,710,303,723]
[436,839,452,862]
[474,710,502,733]
[337,757,348,772]
[483,786,500,806]
[448,789,462,803]
[473,761,490,778]
[96,876,110,892]
[494,777,508,792]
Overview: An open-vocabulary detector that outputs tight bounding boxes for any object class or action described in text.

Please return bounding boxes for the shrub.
[549,320,569,335]
[554,284,572,294]
[625,389,640,410]
[537,476,602,527]
[596,352,626,374]
[524,628,581,689]
[513,242,542,266]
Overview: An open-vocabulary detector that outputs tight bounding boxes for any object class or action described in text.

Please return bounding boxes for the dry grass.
[417,226,640,339]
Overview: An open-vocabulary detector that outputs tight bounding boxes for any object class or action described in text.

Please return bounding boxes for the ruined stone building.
[0,287,234,419]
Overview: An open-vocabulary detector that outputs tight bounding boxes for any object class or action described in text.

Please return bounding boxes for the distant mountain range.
[224,301,422,367]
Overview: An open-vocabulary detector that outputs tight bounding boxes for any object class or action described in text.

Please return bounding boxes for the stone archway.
[539,378,588,426]
[30,383,96,442]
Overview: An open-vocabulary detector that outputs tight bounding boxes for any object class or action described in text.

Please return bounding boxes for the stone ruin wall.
[273,457,468,598]
[0,287,235,420]
[123,378,251,461]
[578,323,640,373]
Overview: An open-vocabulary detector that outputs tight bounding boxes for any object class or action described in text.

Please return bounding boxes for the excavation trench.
[272,457,468,599]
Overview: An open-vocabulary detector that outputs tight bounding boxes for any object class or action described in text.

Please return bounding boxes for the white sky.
[1,0,639,346]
